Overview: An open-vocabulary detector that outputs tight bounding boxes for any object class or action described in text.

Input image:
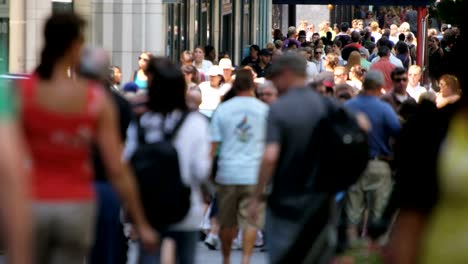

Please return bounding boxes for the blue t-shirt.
[210,97,269,185]
[345,95,401,158]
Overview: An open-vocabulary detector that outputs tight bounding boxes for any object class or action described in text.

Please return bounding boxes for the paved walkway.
[195,242,267,264]
[0,242,268,264]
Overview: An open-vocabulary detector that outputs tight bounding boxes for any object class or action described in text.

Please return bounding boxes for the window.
[166,1,189,62]
[0,18,8,73]
[196,0,213,47]
[240,0,253,59]
[52,0,74,13]
[220,0,234,59]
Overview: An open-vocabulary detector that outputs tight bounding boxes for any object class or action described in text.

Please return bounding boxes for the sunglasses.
[393,78,408,82]
[138,56,149,62]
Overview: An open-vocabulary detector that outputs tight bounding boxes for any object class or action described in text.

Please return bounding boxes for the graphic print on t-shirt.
[235,115,252,142]
[50,126,93,148]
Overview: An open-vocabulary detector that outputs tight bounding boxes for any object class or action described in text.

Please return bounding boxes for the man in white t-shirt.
[210,69,268,264]
[298,48,318,83]
[406,65,427,102]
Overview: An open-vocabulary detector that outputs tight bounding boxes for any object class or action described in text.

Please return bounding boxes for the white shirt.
[371,32,382,43]
[123,111,211,231]
[193,60,213,80]
[395,93,409,103]
[389,36,399,45]
[347,79,363,91]
[407,83,427,102]
[312,58,325,73]
[371,53,404,68]
[198,81,230,118]
[306,61,319,83]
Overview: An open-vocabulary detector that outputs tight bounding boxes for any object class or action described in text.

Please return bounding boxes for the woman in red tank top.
[18,13,157,264]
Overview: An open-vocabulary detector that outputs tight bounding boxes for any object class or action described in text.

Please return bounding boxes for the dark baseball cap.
[259,49,272,56]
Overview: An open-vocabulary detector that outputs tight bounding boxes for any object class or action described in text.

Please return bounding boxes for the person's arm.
[95,92,157,250]
[253,143,280,200]
[0,121,31,264]
[209,108,223,179]
[249,107,281,220]
[385,210,427,264]
[248,143,280,222]
[210,142,219,161]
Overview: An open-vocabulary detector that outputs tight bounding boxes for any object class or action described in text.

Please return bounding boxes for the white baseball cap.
[219,58,234,70]
[207,65,224,77]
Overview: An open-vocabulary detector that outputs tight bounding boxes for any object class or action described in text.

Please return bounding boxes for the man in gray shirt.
[248,53,335,264]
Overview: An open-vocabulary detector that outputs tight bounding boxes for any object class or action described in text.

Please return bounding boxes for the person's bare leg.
[347,225,359,246]
[211,217,220,235]
[220,227,237,264]
[160,238,176,264]
[241,227,257,264]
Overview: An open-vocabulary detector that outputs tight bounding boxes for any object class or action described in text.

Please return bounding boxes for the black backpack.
[307,97,369,193]
[130,112,191,230]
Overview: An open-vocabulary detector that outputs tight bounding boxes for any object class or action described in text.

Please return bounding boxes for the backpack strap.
[164,111,190,141]
[135,111,190,144]
[135,116,146,145]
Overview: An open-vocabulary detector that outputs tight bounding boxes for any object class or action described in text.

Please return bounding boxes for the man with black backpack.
[249,53,368,264]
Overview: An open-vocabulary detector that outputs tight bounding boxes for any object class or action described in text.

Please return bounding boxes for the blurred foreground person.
[0,77,31,264]
[123,57,211,264]
[388,30,467,264]
[77,47,133,264]
[17,12,156,264]
[249,53,368,264]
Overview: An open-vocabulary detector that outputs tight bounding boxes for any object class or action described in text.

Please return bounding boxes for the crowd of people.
[0,7,466,264]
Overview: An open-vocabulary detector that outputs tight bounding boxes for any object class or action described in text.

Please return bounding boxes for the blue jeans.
[265,208,303,264]
[139,231,197,264]
[89,182,127,264]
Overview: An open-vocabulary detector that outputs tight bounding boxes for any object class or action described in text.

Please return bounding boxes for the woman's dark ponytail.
[36,12,85,80]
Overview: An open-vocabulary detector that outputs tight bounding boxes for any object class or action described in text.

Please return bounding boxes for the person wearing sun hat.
[198,65,228,118]
[219,58,235,84]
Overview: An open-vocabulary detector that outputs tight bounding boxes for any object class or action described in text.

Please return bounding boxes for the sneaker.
[231,238,242,250]
[204,234,220,250]
[255,231,264,248]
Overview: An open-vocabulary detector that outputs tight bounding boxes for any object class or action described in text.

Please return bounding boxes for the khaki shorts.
[217,185,265,229]
[345,160,393,225]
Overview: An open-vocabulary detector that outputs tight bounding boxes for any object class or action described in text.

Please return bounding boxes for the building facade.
[1,0,271,82]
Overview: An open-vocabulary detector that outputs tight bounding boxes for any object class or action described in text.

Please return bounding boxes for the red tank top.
[20,75,102,201]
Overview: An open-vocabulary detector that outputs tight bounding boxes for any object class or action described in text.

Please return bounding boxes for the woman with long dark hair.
[18,12,156,264]
[132,52,152,90]
[123,57,211,264]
